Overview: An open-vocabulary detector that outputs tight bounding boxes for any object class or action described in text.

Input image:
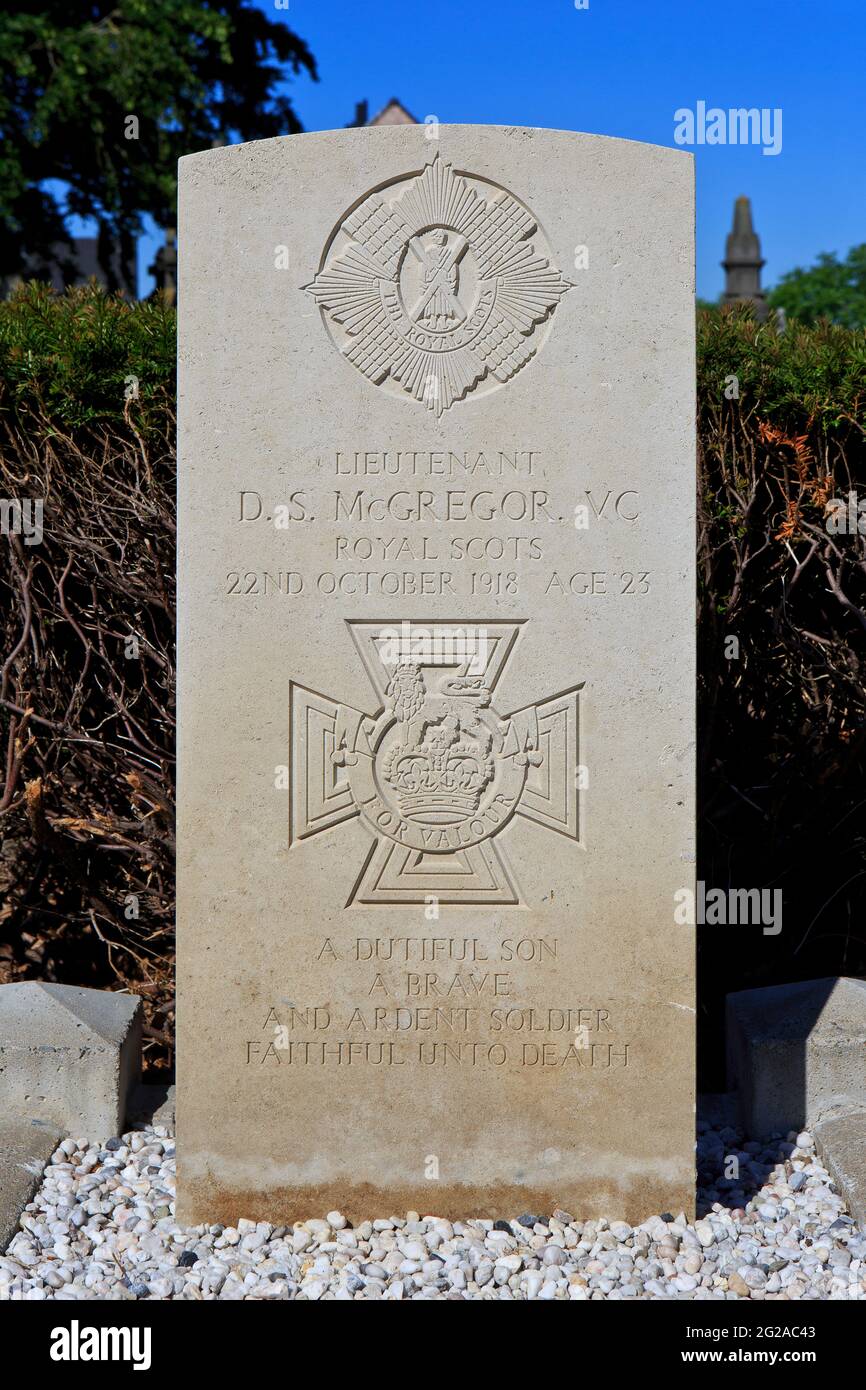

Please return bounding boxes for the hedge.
[0,284,864,1081]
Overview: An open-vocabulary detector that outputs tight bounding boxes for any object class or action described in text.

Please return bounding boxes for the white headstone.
[177,125,695,1224]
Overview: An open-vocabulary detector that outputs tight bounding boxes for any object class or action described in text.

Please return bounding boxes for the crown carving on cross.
[382,710,495,823]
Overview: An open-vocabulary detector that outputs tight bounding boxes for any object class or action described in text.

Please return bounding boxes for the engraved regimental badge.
[289,621,583,905]
[306,154,571,415]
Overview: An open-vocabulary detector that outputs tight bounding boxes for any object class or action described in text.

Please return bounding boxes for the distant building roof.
[3,237,136,299]
[368,98,418,126]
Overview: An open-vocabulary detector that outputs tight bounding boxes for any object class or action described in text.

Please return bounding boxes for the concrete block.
[0,1116,62,1251]
[814,1111,866,1227]
[0,983,141,1140]
[726,977,866,1137]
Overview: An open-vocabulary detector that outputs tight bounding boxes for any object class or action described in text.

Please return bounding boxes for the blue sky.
[137,0,865,296]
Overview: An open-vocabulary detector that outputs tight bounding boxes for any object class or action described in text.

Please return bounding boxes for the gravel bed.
[1,1120,863,1299]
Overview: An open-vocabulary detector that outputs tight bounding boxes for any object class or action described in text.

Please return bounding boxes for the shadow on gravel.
[695,1097,799,1217]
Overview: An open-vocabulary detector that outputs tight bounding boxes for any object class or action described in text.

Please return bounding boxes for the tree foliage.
[0,0,316,283]
[769,244,866,329]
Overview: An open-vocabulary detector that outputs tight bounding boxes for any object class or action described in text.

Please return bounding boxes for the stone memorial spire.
[721,195,768,320]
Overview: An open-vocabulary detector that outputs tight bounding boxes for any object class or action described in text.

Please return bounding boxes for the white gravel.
[2,1119,863,1299]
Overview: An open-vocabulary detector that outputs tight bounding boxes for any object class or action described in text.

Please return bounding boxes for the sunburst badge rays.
[305,155,571,415]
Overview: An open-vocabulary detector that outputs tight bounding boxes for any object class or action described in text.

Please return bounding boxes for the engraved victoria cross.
[289,621,583,905]
[305,154,571,416]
